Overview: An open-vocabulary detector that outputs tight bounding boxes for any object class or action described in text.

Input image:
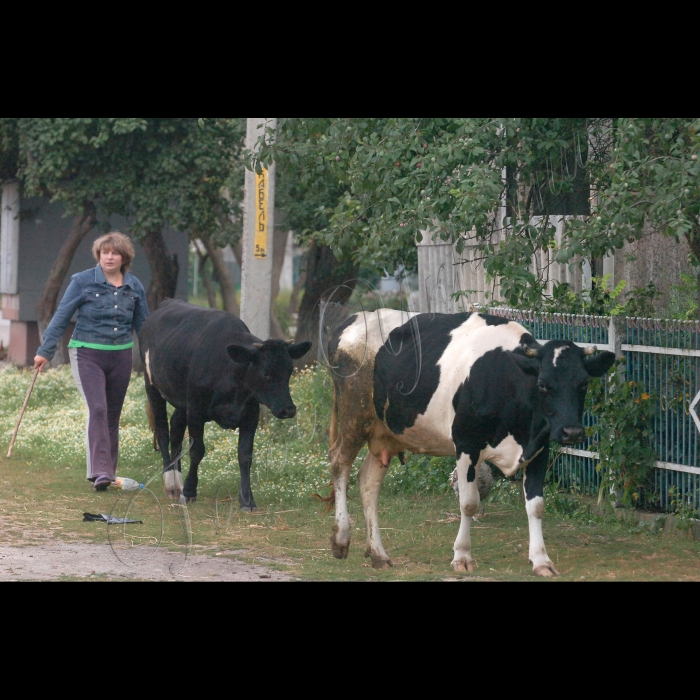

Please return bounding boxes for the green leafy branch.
[586,359,657,507]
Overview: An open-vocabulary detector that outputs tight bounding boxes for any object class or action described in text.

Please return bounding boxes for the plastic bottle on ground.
[110,477,144,491]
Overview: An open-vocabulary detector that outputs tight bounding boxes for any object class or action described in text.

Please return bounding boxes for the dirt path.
[0,542,297,581]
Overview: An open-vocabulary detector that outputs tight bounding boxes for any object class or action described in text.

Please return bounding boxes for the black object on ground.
[83,513,143,524]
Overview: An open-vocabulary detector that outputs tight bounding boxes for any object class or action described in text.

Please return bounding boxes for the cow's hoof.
[371,558,393,570]
[240,506,258,513]
[365,548,393,569]
[330,535,349,559]
[185,495,197,504]
[533,564,560,578]
[163,471,183,501]
[451,559,474,573]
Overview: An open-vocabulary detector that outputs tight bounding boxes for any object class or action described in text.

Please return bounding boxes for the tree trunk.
[293,242,359,369]
[288,268,305,314]
[201,237,239,315]
[200,254,218,308]
[232,239,242,269]
[36,201,97,367]
[143,228,179,312]
[193,240,218,308]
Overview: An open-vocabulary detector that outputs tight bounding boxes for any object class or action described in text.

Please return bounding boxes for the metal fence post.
[609,315,628,506]
[609,315,626,377]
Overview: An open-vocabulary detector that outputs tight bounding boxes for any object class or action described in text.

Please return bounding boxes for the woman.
[34,232,150,491]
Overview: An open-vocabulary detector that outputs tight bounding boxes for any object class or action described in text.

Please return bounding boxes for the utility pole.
[240,118,277,340]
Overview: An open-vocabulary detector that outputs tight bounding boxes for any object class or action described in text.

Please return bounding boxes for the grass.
[1,363,699,581]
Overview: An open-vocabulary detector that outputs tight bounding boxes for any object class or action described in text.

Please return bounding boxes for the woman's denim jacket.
[37,266,150,361]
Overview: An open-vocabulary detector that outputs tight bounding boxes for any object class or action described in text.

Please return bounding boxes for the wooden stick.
[7,367,41,458]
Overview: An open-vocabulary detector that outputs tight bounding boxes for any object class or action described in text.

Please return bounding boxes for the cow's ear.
[509,352,540,377]
[584,351,616,377]
[287,341,312,360]
[227,344,254,364]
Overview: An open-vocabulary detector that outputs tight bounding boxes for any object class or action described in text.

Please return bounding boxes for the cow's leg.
[523,447,559,578]
[358,452,392,569]
[328,434,363,560]
[165,407,187,500]
[237,399,259,512]
[169,407,187,469]
[145,381,181,498]
[451,450,482,573]
[182,415,206,503]
[146,382,170,464]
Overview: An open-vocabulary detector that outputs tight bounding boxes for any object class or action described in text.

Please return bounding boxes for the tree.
[199,236,239,315]
[272,150,359,362]
[193,241,220,309]
[0,120,18,181]
[588,119,700,312]
[143,118,248,315]
[254,118,700,313]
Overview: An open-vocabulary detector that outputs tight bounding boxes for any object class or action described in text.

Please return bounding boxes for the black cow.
[139,299,311,508]
[327,309,615,576]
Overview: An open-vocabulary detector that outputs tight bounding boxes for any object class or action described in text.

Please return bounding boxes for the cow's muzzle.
[274,405,297,420]
[560,426,584,445]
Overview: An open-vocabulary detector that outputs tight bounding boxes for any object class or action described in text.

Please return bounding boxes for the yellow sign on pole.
[254,168,268,259]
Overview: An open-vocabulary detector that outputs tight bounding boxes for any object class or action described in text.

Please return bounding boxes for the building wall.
[1,182,19,296]
[417,239,472,313]
[418,222,693,317]
[615,231,695,316]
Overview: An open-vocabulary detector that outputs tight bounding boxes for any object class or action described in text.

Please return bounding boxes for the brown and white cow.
[327,309,615,576]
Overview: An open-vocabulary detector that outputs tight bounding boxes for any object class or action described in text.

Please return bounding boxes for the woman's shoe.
[93,476,113,492]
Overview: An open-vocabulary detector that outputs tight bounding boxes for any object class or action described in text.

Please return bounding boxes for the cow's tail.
[311,383,338,513]
[329,381,339,451]
[311,487,335,513]
[145,398,158,451]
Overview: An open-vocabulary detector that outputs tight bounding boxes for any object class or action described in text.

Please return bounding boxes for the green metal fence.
[624,317,700,511]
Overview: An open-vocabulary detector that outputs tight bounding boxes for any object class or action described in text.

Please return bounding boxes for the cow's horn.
[286,339,294,345]
[252,343,263,350]
[523,345,539,358]
[583,345,597,355]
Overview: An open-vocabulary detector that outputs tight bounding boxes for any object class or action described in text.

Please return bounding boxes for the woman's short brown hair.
[92,232,135,273]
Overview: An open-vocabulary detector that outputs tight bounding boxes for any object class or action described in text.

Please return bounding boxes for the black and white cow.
[139,299,311,508]
[327,309,615,576]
